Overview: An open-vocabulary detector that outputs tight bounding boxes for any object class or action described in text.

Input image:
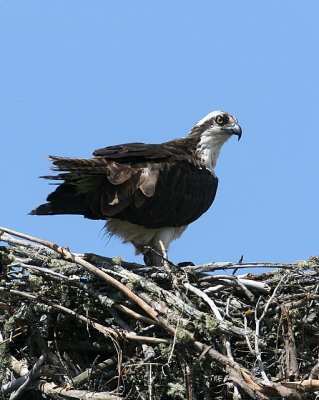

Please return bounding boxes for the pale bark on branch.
[1,226,319,399]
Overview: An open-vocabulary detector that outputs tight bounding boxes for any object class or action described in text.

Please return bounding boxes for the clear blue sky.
[1,1,318,266]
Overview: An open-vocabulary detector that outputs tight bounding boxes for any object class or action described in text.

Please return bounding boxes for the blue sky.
[1,1,318,266]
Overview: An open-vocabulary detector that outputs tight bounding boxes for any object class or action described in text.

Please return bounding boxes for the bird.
[31,110,242,266]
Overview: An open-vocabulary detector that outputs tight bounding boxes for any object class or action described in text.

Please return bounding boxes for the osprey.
[31,111,242,266]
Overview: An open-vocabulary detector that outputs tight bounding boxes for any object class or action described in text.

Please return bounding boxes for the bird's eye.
[215,114,225,125]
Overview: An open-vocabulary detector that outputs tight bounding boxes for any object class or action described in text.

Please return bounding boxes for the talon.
[177,261,195,268]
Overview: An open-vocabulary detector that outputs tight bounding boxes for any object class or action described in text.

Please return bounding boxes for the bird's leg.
[142,247,163,267]
[143,251,154,267]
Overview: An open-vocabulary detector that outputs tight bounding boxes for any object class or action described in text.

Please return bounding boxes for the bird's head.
[193,110,242,141]
[189,110,242,171]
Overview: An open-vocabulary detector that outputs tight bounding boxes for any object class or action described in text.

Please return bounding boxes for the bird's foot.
[176,261,195,268]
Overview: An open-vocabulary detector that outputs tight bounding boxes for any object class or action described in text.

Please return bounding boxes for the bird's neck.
[196,129,231,173]
[166,129,230,174]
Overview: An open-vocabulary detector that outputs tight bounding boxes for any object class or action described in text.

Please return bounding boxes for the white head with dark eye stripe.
[191,110,242,173]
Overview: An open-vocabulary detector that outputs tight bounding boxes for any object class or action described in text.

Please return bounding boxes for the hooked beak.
[230,124,242,141]
[232,124,242,141]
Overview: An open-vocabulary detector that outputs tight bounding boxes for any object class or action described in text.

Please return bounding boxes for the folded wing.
[31,142,218,228]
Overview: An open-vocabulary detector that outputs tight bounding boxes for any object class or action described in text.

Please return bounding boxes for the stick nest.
[1,227,319,400]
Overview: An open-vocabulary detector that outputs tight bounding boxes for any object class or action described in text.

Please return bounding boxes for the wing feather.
[31,143,218,228]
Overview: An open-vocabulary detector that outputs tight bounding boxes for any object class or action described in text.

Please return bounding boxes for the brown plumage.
[31,111,242,265]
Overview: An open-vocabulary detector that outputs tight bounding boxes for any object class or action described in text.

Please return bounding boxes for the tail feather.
[30,182,99,219]
[31,154,157,221]
[29,203,54,215]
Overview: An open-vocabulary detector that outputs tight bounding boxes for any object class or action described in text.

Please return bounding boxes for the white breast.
[197,128,231,174]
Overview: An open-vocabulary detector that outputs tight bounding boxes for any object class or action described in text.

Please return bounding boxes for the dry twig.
[1,226,319,399]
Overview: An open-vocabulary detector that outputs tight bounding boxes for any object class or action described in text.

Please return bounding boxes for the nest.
[0,226,319,400]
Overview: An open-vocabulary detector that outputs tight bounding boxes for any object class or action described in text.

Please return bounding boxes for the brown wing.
[31,142,218,228]
[113,161,218,227]
[93,142,192,162]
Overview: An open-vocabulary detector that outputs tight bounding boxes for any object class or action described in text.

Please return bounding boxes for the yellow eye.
[215,115,225,125]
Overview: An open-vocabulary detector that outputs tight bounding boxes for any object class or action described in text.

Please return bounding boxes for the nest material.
[0,227,319,399]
